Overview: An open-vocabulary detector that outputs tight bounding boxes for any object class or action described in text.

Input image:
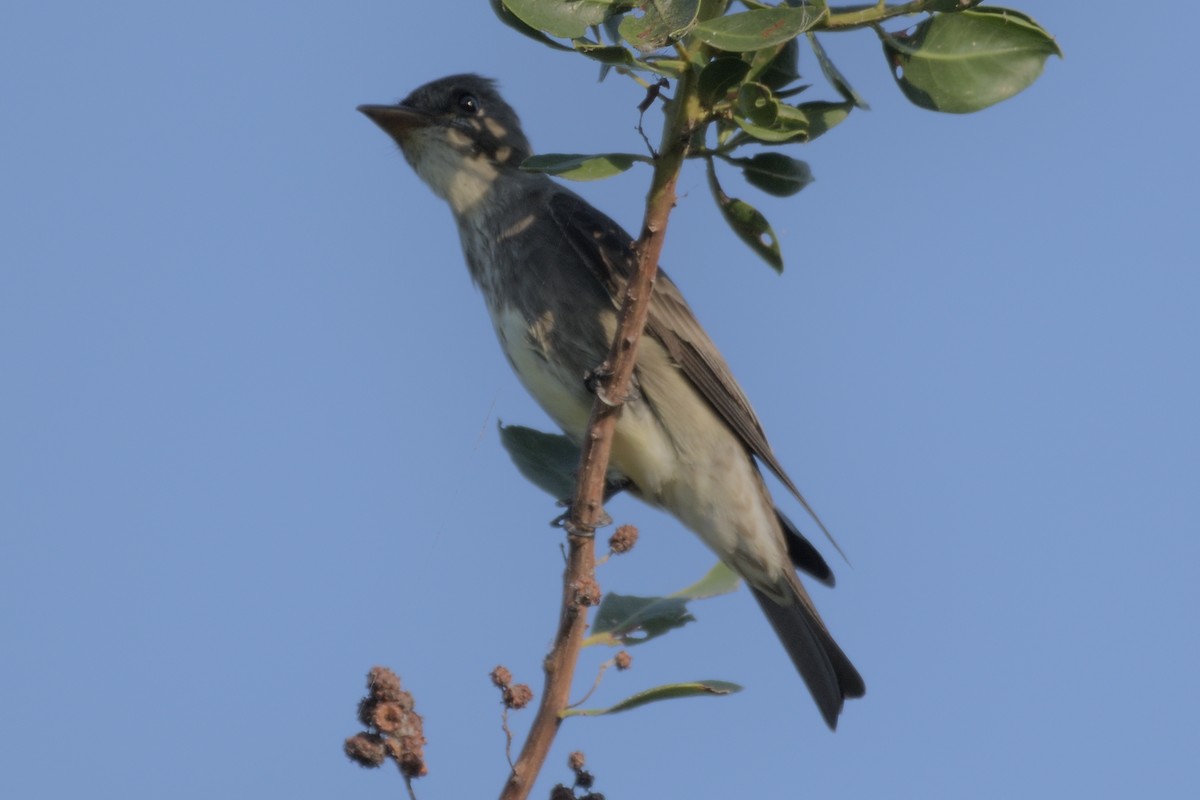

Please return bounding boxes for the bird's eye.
[457,93,480,115]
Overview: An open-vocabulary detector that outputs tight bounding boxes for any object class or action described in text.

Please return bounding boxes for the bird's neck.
[450,171,553,306]
[404,127,530,217]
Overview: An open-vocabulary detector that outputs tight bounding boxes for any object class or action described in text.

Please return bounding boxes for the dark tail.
[750,576,865,730]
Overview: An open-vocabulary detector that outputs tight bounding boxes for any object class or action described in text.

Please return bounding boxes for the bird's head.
[358,74,533,215]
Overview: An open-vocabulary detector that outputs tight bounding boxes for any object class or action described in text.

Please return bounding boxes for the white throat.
[404,127,500,216]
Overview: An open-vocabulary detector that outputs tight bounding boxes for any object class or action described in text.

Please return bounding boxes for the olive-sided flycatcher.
[358,74,864,729]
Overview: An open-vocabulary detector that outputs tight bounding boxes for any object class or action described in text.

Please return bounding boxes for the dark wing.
[546,189,844,557]
[778,509,833,586]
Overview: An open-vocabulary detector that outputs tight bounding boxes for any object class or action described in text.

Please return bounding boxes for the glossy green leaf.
[756,37,801,90]
[707,162,782,271]
[585,561,741,647]
[738,152,813,198]
[521,152,650,181]
[736,82,777,126]
[794,99,851,141]
[669,562,741,600]
[807,32,869,109]
[697,56,749,107]
[497,423,580,499]
[573,41,639,68]
[602,8,626,43]
[589,592,695,646]
[490,0,575,50]
[732,95,808,143]
[502,0,622,40]
[695,0,730,23]
[561,680,742,717]
[881,8,1062,114]
[618,0,700,53]
[692,5,823,52]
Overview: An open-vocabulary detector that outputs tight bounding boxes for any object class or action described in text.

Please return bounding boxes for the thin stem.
[497,67,702,800]
[567,658,614,710]
[502,706,516,768]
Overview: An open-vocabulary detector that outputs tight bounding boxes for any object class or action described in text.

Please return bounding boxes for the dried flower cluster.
[344,666,427,780]
[608,524,638,554]
[550,750,605,800]
[492,664,534,710]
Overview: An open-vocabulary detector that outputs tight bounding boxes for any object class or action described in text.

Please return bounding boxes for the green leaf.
[589,592,695,646]
[756,37,801,90]
[736,82,778,127]
[696,0,730,23]
[697,56,749,107]
[707,162,782,271]
[502,0,623,40]
[880,7,1062,114]
[585,562,741,647]
[618,0,700,53]
[521,152,650,181]
[490,0,575,50]
[561,680,742,717]
[794,99,851,141]
[738,152,813,198]
[602,7,626,43]
[806,32,869,109]
[732,90,809,143]
[497,423,580,499]
[692,5,823,52]
[669,562,741,600]
[573,41,639,68]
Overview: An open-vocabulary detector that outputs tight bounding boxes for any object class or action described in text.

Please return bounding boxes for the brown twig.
[498,68,701,800]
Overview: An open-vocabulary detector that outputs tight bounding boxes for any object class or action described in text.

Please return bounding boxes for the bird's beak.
[356,104,432,139]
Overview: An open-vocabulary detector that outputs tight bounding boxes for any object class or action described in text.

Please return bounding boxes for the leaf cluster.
[494,0,1059,270]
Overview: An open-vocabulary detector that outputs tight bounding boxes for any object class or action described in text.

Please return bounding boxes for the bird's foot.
[583,365,619,407]
[550,506,612,533]
[585,365,641,408]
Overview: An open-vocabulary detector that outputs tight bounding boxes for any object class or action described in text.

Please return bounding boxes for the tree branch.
[822,1,977,31]
[498,69,701,800]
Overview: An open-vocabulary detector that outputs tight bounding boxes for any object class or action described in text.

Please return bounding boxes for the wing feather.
[547,190,843,556]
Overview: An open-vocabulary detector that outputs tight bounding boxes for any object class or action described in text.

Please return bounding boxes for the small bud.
[574,575,601,607]
[608,524,638,554]
[568,751,586,771]
[387,735,428,778]
[357,697,377,728]
[575,769,595,790]
[614,651,632,671]
[344,733,387,768]
[491,666,513,688]
[367,666,403,702]
[372,701,407,735]
[505,683,534,710]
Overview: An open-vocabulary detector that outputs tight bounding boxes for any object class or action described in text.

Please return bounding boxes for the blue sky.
[2,2,1196,798]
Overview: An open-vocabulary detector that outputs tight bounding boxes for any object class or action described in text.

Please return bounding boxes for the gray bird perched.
[358,74,864,729]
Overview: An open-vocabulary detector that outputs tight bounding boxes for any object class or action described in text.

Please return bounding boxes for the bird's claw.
[584,365,618,406]
[551,504,612,532]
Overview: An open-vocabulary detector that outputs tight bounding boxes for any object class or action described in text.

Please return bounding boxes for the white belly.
[491,306,786,589]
